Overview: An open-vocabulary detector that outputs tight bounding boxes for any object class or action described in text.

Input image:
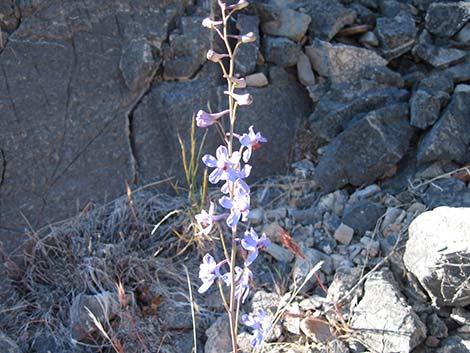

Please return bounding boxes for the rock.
[308,86,408,147]
[328,267,363,312]
[0,2,19,31]
[360,236,380,257]
[412,30,467,68]
[120,38,159,91]
[427,313,448,339]
[245,72,269,87]
[359,31,379,47]
[410,90,442,129]
[292,247,333,291]
[455,84,470,93]
[291,159,315,178]
[334,223,354,245]
[0,332,21,353]
[296,53,315,86]
[404,207,470,307]
[265,242,294,263]
[455,23,470,44]
[70,291,120,342]
[351,268,427,353]
[437,336,470,353]
[425,2,470,37]
[413,0,459,12]
[314,104,414,192]
[204,315,231,353]
[304,0,356,40]
[263,36,302,67]
[0,0,189,254]
[300,316,335,344]
[350,3,377,26]
[380,207,403,232]
[417,90,470,164]
[235,14,260,76]
[248,208,264,224]
[443,59,470,83]
[342,200,385,236]
[250,291,283,341]
[375,11,417,60]
[419,178,470,209]
[163,16,210,80]
[261,9,311,42]
[349,184,381,202]
[451,307,470,325]
[305,39,388,84]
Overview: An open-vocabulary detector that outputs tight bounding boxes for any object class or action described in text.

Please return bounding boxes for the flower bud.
[206,49,229,63]
[228,0,249,10]
[224,91,253,106]
[202,17,222,29]
[196,109,230,127]
[224,75,247,88]
[241,32,256,43]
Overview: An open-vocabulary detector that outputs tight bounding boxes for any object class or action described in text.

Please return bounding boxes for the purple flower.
[242,309,272,346]
[206,50,229,63]
[219,180,250,227]
[238,126,267,162]
[222,266,252,303]
[224,91,253,106]
[198,254,224,293]
[196,109,230,127]
[241,228,271,266]
[195,202,226,235]
[220,175,250,194]
[202,146,241,184]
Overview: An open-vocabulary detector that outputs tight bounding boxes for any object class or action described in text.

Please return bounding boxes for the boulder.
[375,11,417,60]
[417,90,470,164]
[351,268,427,353]
[304,0,356,41]
[314,104,414,192]
[425,2,470,37]
[235,14,260,76]
[261,9,311,42]
[404,207,470,307]
[305,39,388,84]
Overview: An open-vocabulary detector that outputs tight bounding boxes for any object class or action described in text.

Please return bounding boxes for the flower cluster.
[193,1,272,349]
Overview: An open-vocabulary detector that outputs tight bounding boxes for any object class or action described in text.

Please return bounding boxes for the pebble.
[297,53,316,86]
[334,223,354,245]
[245,72,268,87]
[359,31,379,47]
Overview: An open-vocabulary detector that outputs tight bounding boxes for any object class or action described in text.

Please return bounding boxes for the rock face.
[314,104,414,192]
[0,0,188,253]
[404,207,470,307]
[351,268,427,353]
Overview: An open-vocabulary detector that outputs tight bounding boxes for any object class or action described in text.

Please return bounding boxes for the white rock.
[245,72,268,87]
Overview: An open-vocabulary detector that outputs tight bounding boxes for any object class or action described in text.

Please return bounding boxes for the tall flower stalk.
[195,1,270,351]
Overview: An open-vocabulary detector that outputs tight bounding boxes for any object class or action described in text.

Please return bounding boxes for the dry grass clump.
[0,187,209,353]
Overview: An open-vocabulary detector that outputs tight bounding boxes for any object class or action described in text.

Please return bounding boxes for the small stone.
[427,313,448,339]
[410,89,442,129]
[451,307,470,325]
[455,84,470,93]
[330,253,354,271]
[380,207,403,231]
[408,202,426,213]
[350,184,381,202]
[296,53,315,86]
[248,208,264,224]
[263,36,302,67]
[261,9,311,42]
[334,223,354,245]
[283,303,302,335]
[204,315,231,353]
[359,31,379,47]
[360,236,380,257]
[300,316,335,343]
[342,200,385,235]
[265,242,294,263]
[245,72,268,87]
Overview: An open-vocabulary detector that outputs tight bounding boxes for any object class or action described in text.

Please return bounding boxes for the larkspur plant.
[194,1,272,351]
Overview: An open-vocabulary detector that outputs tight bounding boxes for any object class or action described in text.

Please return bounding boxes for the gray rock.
[334,223,354,245]
[0,0,188,254]
[0,332,21,353]
[292,247,333,291]
[350,3,377,26]
[304,0,356,40]
[375,11,417,60]
[404,207,470,307]
[204,315,231,353]
[245,72,269,87]
[263,36,302,67]
[413,30,467,68]
[235,14,260,76]
[419,71,454,100]
[328,267,363,313]
[451,307,470,325]
[359,31,379,47]
[413,0,460,12]
[308,86,408,147]
[417,90,470,164]
[261,9,311,42]
[427,313,448,339]
[455,23,470,44]
[305,39,388,84]
[437,336,470,353]
[410,90,442,129]
[120,38,159,91]
[379,0,410,18]
[351,268,427,353]
[163,16,210,80]
[443,59,470,83]
[297,53,316,86]
[419,178,470,209]
[342,200,385,235]
[425,2,470,37]
[314,104,414,192]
